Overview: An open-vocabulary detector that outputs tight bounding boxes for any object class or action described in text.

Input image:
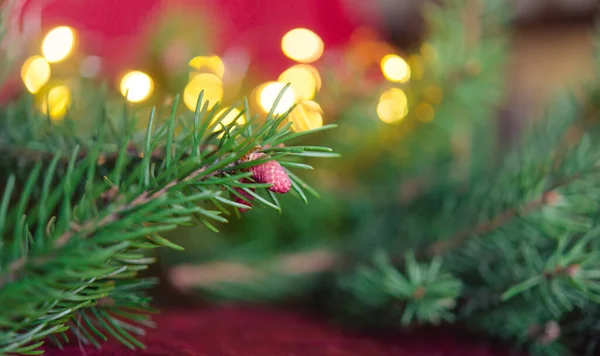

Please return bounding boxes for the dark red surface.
[43,306,522,356]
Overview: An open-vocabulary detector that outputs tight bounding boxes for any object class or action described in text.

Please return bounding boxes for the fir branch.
[335,250,461,328]
[425,95,594,257]
[0,83,336,354]
[0,153,250,288]
[0,138,193,171]
[0,146,286,287]
[427,172,588,257]
[2,153,208,282]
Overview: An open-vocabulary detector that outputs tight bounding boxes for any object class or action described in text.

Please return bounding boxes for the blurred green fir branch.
[333,17,600,356]
[328,0,508,185]
[335,250,461,328]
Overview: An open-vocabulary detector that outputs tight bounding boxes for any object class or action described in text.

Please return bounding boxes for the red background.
[19,0,362,77]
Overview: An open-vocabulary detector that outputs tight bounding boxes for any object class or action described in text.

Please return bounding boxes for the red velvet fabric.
[43,306,522,356]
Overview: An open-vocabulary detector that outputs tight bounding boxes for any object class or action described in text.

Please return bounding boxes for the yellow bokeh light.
[216,108,246,127]
[377,88,408,124]
[41,26,76,63]
[289,100,323,132]
[380,88,408,102]
[119,70,154,103]
[21,56,51,94]
[281,28,324,63]
[258,81,296,115]
[213,108,246,137]
[40,85,71,120]
[189,55,225,79]
[381,54,411,83]
[278,64,321,101]
[251,82,268,111]
[183,73,223,111]
[415,102,435,122]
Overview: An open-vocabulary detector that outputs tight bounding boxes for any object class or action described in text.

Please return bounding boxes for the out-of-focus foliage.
[167,1,600,355]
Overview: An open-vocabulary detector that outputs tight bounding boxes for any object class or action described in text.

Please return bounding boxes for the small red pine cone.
[234,179,255,212]
[247,152,291,193]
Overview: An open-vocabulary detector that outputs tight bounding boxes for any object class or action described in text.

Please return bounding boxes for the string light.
[289,100,323,132]
[377,88,408,124]
[415,102,435,122]
[277,64,321,101]
[40,85,71,120]
[251,82,269,111]
[21,55,51,94]
[119,70,154,103]
[183,73,223,111]
[189,55,225,79]
[258,82,296,115]
[380,54,411,83]
[213,108,246,137]
[380,88,408,102]
[281,28,324,63]
[41,26,76,63]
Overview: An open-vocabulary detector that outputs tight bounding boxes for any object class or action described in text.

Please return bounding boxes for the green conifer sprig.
[336,250,461,328]
[0,86,336,354]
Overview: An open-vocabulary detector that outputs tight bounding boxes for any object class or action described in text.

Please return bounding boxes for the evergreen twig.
[428,171,589,256]
[0,84,336,353]
[0,158,231,287]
